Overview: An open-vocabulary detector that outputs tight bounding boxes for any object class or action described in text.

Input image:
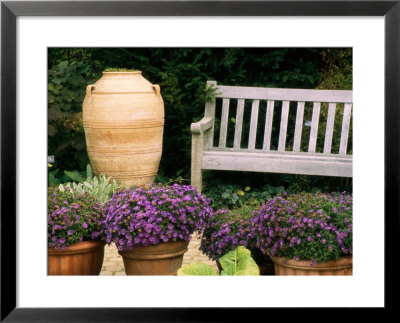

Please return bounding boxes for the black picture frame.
[1,0,398,321]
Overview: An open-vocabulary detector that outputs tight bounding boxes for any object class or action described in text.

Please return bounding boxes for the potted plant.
[199,205,275,275]
[251,191,353,275]
[48,186,106,275]
[103,183,213,275]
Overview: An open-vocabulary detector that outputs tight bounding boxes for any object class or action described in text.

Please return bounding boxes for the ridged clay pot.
[83,71,164,188]
[48,240,105,275]
[118,240,190,275]
[271,255,352,276]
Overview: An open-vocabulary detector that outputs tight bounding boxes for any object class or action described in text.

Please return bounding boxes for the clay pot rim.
[271,255,352,269]
[48,240,106,254]
[102,71,142,74]
[118,239,190,255]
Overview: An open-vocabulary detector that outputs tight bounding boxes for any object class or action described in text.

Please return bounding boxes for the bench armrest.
[190,117,213,134]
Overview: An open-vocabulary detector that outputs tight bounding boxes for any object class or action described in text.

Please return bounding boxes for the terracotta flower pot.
[48,240,106,275]
[82,71,164,188]
[118,240,190,275]
[271,255,352,276]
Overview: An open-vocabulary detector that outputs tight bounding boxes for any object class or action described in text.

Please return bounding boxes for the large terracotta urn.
[118,240,190,275]
[83,71,164,188]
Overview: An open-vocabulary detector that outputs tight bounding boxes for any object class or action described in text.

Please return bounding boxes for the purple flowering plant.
[251,191,352,264]
[200,204,273,270]
[200,205,257,261]
[102,184,213,251]
[48,186,105,250]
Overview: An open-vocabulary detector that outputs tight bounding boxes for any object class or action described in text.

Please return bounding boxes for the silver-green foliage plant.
[58,164,120,204]
[177,246,260,276]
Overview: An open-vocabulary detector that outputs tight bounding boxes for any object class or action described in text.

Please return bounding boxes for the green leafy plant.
[48,60,99,171]
[59,165,120,204]
[177,246,259,276]
[103,67,138,72]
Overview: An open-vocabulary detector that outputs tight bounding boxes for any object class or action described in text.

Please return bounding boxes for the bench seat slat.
[203,150,352,177]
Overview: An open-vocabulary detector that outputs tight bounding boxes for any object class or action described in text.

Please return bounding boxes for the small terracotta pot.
[271,256,352,276]
[118,240,189,275]
[48,240,105,275]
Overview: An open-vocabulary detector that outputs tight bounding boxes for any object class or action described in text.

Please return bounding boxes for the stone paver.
[100,232,218,275]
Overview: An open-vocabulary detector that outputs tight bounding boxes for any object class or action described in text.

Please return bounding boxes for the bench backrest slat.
[263,100,275,150]
[216,85,352,103]
[218,98,230,148]
[293,101,305,152]
[308,102,321,153]
[248,100,260,150]
[233,99,245,148]
[339,103,352,155]
[278,101,290,151]
[323,102,337,154]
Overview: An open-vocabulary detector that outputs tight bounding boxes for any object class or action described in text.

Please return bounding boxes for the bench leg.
[191,132,203,194]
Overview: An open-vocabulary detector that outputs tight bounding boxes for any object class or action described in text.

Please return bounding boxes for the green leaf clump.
[58,165,120,204]
[177,246,259,276]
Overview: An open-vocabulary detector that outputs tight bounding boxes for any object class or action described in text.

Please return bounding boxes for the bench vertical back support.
[191,81,353,193]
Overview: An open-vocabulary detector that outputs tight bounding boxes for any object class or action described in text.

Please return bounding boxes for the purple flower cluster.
[200,207,258,261]
[251,191,353,264]
[102,184,213,251]
[48,186,105,250]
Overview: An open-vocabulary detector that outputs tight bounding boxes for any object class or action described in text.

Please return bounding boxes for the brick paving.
[100,232,218,275]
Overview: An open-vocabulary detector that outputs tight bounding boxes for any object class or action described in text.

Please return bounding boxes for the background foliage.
[48,48,352,195]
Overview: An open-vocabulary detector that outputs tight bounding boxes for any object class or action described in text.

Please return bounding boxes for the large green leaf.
[219,246,260,276]
[64,170,85,183]
[177,263,218,276]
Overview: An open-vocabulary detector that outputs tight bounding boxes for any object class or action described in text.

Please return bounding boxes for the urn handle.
[86,84,96,98]
[153,84,161,97]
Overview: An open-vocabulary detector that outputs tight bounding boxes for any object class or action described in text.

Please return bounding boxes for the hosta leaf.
[219,246,260,276]
[177,263,218,276]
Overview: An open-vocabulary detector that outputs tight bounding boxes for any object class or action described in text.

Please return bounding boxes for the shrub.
[48,186,105,250]
[103,184,213,251]
[251,191,352,264]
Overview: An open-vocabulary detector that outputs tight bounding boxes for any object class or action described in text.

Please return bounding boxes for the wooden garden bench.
[191,81,353,193]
